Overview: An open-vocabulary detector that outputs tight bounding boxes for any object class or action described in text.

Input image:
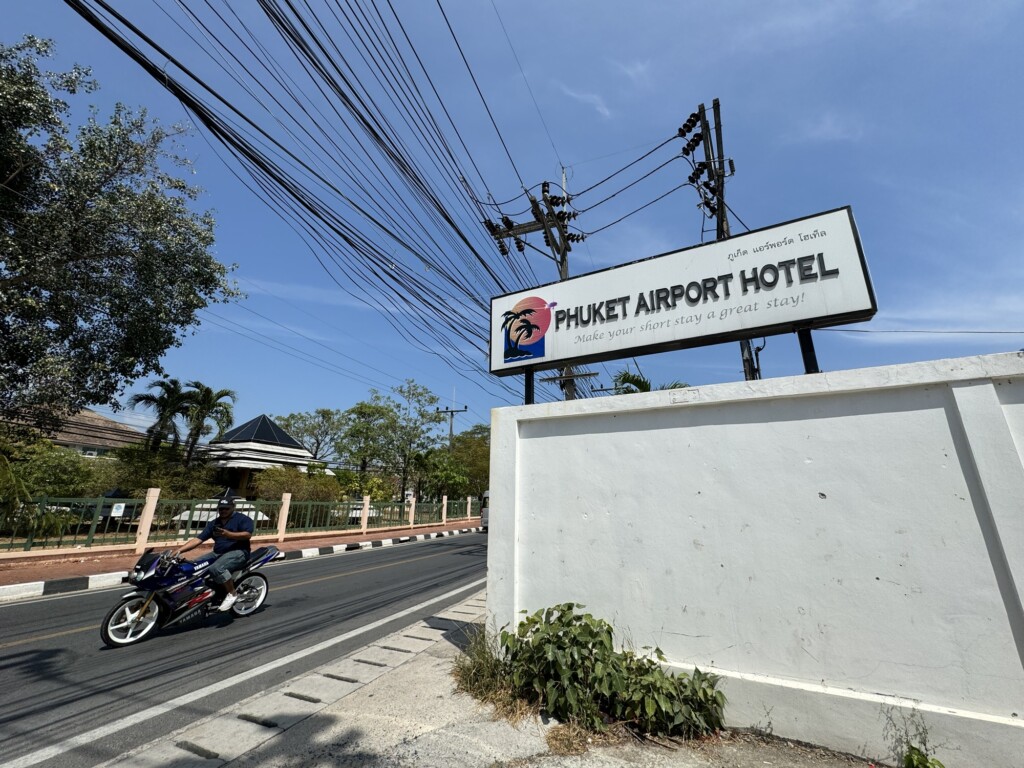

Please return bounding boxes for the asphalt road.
[0,532,487,768]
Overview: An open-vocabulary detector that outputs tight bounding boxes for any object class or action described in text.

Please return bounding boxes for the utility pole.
[435,405,468,450]
[698,100,760,381]
[540,174,577,399]
[486,174,588,403]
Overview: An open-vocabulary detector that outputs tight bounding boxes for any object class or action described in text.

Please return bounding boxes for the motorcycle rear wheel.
[231,572,268,616]
[101,595,162,647]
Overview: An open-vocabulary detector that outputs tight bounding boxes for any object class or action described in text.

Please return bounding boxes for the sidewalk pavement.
[95,591,872,768]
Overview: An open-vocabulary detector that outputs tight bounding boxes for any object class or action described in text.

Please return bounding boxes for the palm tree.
[127,378,191,452]
[513,318,540,348]
[612,369,688,394]
[182,381,237,466]
[501,307,536,355]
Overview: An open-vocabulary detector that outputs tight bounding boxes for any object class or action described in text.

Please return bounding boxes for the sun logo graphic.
[501,296,554,363]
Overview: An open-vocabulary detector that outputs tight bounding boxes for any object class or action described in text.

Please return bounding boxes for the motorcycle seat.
[247,546,273,565]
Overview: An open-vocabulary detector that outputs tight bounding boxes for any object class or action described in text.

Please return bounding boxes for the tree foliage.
[182,381,235,466]
[335,399,399,496]
[0,453,30,522]
[382,380,446,499]
[0,37,236,433]
[1,439,109,498]
[414,448,469,501]
[127,377,235,464]
[450,423,490,500]
[274,408,345,461]
[254,465,341,503]
[612,369,688,394]
[127,377,191,451]
[106,444,219,498]
[332,467,394,501]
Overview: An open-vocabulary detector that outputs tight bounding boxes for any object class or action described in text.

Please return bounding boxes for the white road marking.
[5,577,486,768]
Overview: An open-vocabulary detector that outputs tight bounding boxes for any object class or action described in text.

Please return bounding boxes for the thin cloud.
[559,83,611,118]
[611,58,652,86]
[242,276,371,309]
[837,290,1024,345]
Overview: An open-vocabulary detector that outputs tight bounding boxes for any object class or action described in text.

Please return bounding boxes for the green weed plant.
[903,744,945,768]
[488,602,725,738]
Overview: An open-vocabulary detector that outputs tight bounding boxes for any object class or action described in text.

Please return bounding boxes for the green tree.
[416,449,469,501]
[336,400,398,497]
[127,377,191,451]
[107,444,218,498]
[385,381,445,500]
[254,464,341,503]
[273,408,345,461]
[182,381,235,466]
[612,369,688,394]
[333,468,394,501]
[0,37,236,434]
[253,465,305,501]
[3,439,106,498]
[0,454,30,523]
[450,423,490,500]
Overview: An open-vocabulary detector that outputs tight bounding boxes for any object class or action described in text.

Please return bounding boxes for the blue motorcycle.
[100,546,281,647]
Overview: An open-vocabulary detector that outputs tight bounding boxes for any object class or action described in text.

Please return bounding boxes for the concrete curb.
[0,527,482,603]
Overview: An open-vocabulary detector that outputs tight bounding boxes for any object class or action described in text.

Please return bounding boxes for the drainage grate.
[378,645,413,654]
[354,658,388,667]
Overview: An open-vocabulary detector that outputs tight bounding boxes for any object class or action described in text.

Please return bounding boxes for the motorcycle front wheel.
[100,595,162,647]
[231,572,269,616]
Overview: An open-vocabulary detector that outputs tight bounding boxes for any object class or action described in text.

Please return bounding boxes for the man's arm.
[213,527,251,544]
[177,519,215,556]
[176,536,204,556]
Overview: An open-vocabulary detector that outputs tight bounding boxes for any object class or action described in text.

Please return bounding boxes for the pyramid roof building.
[217,414,304,449]
[203,414,331,474]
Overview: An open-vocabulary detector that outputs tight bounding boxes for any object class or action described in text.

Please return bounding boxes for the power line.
[433,0,525,188]
[488,0,562,169]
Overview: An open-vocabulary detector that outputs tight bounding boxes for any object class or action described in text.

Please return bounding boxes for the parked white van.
[481,490,489,532]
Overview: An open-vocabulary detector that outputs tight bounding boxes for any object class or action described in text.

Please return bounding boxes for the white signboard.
[490,207,875,375]
[111,502,126,518]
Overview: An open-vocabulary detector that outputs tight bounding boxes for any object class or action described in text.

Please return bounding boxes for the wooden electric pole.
[699,100,759,381]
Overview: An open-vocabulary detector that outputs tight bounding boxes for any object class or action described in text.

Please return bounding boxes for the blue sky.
[6,1,1024,436]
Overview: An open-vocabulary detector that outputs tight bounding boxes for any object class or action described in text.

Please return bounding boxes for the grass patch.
[452,624,537,725]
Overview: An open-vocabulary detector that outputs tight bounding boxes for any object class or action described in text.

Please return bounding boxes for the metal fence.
[413,502,443,526]
[366,502,408,530]
[283,501,362,535]
[0,497,145,552]
[1,494,480,553]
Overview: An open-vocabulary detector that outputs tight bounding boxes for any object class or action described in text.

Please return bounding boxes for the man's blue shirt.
[199,511,254,555]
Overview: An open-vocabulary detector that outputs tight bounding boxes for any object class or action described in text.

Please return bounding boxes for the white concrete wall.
[487,352,1024,766]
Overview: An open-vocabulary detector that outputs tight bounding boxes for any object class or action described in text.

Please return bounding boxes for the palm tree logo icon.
[501,297,552,362]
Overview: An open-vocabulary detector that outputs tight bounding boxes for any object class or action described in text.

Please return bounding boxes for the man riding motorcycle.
[175,497,254,612]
